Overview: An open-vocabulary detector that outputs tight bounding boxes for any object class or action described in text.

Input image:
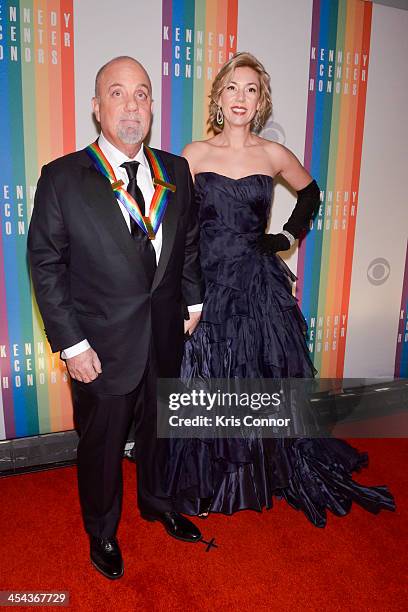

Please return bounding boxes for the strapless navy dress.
[164,172,395,527]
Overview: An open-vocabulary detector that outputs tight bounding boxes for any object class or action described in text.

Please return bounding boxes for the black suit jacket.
[27,146,203,394]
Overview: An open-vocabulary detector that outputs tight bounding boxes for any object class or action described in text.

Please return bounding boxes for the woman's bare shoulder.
[257,137,311,186]
[183,139,216,154]
[182,140,216,172]
[257,137,288,157]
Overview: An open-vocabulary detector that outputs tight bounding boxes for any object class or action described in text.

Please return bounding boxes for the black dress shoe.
[141,511,202,543]
[90,536,124,580]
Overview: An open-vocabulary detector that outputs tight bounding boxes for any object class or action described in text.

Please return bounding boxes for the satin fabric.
[165,173,395,527]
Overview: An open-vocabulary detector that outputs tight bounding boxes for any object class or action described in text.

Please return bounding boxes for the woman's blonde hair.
[208,51,272,134]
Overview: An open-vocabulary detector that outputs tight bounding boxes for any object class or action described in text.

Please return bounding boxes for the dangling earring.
[216,106,224,126]
[253,112,261,132]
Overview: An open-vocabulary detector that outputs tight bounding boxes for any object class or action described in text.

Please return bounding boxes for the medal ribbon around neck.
[86,141,176,239]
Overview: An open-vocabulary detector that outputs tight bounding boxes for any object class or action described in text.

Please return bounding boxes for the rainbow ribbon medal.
[86,142,176,239]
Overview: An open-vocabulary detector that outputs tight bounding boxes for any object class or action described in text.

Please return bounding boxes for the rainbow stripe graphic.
[297,0,373,378]
[161,0,238,154]
[0,0,75,440]
[395,241,408,378]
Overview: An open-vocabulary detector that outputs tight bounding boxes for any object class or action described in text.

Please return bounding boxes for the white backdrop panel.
[344,3,408,378]
[73,0,163,149]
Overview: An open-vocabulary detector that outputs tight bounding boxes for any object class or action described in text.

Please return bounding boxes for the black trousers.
[72,362,172,538]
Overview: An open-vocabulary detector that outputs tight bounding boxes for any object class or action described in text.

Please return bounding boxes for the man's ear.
[92,97,100,123]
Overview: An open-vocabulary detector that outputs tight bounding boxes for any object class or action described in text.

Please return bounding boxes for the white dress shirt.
[62,133,201,359]
[98,132,163,262]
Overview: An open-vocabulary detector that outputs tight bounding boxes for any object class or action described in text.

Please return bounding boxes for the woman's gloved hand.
[257,233,291,255]
[257,179,320,255]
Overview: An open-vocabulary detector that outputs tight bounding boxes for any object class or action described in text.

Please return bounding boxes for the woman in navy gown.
[165,52,395,527]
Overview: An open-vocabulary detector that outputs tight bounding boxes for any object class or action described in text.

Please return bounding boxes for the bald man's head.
[94,56,152,98]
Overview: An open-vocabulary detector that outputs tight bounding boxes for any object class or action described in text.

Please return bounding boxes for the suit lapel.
[146,149,179,292]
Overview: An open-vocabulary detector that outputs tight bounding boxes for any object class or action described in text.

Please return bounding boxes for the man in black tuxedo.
[28,56,203,580]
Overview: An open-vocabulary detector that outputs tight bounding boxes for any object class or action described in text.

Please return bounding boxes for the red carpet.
[1,438,406,611]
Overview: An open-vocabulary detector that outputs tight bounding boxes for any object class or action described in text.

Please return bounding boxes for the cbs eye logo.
[260,118,286,145]
[367,258,390,286]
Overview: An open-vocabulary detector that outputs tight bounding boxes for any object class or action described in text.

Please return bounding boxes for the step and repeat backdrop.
[0,0,407,440]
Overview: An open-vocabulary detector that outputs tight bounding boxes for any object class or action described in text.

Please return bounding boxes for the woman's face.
[218,66,261,129]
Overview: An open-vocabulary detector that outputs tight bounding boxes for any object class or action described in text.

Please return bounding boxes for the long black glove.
[257,179,320,255]
[257,232,291,255]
